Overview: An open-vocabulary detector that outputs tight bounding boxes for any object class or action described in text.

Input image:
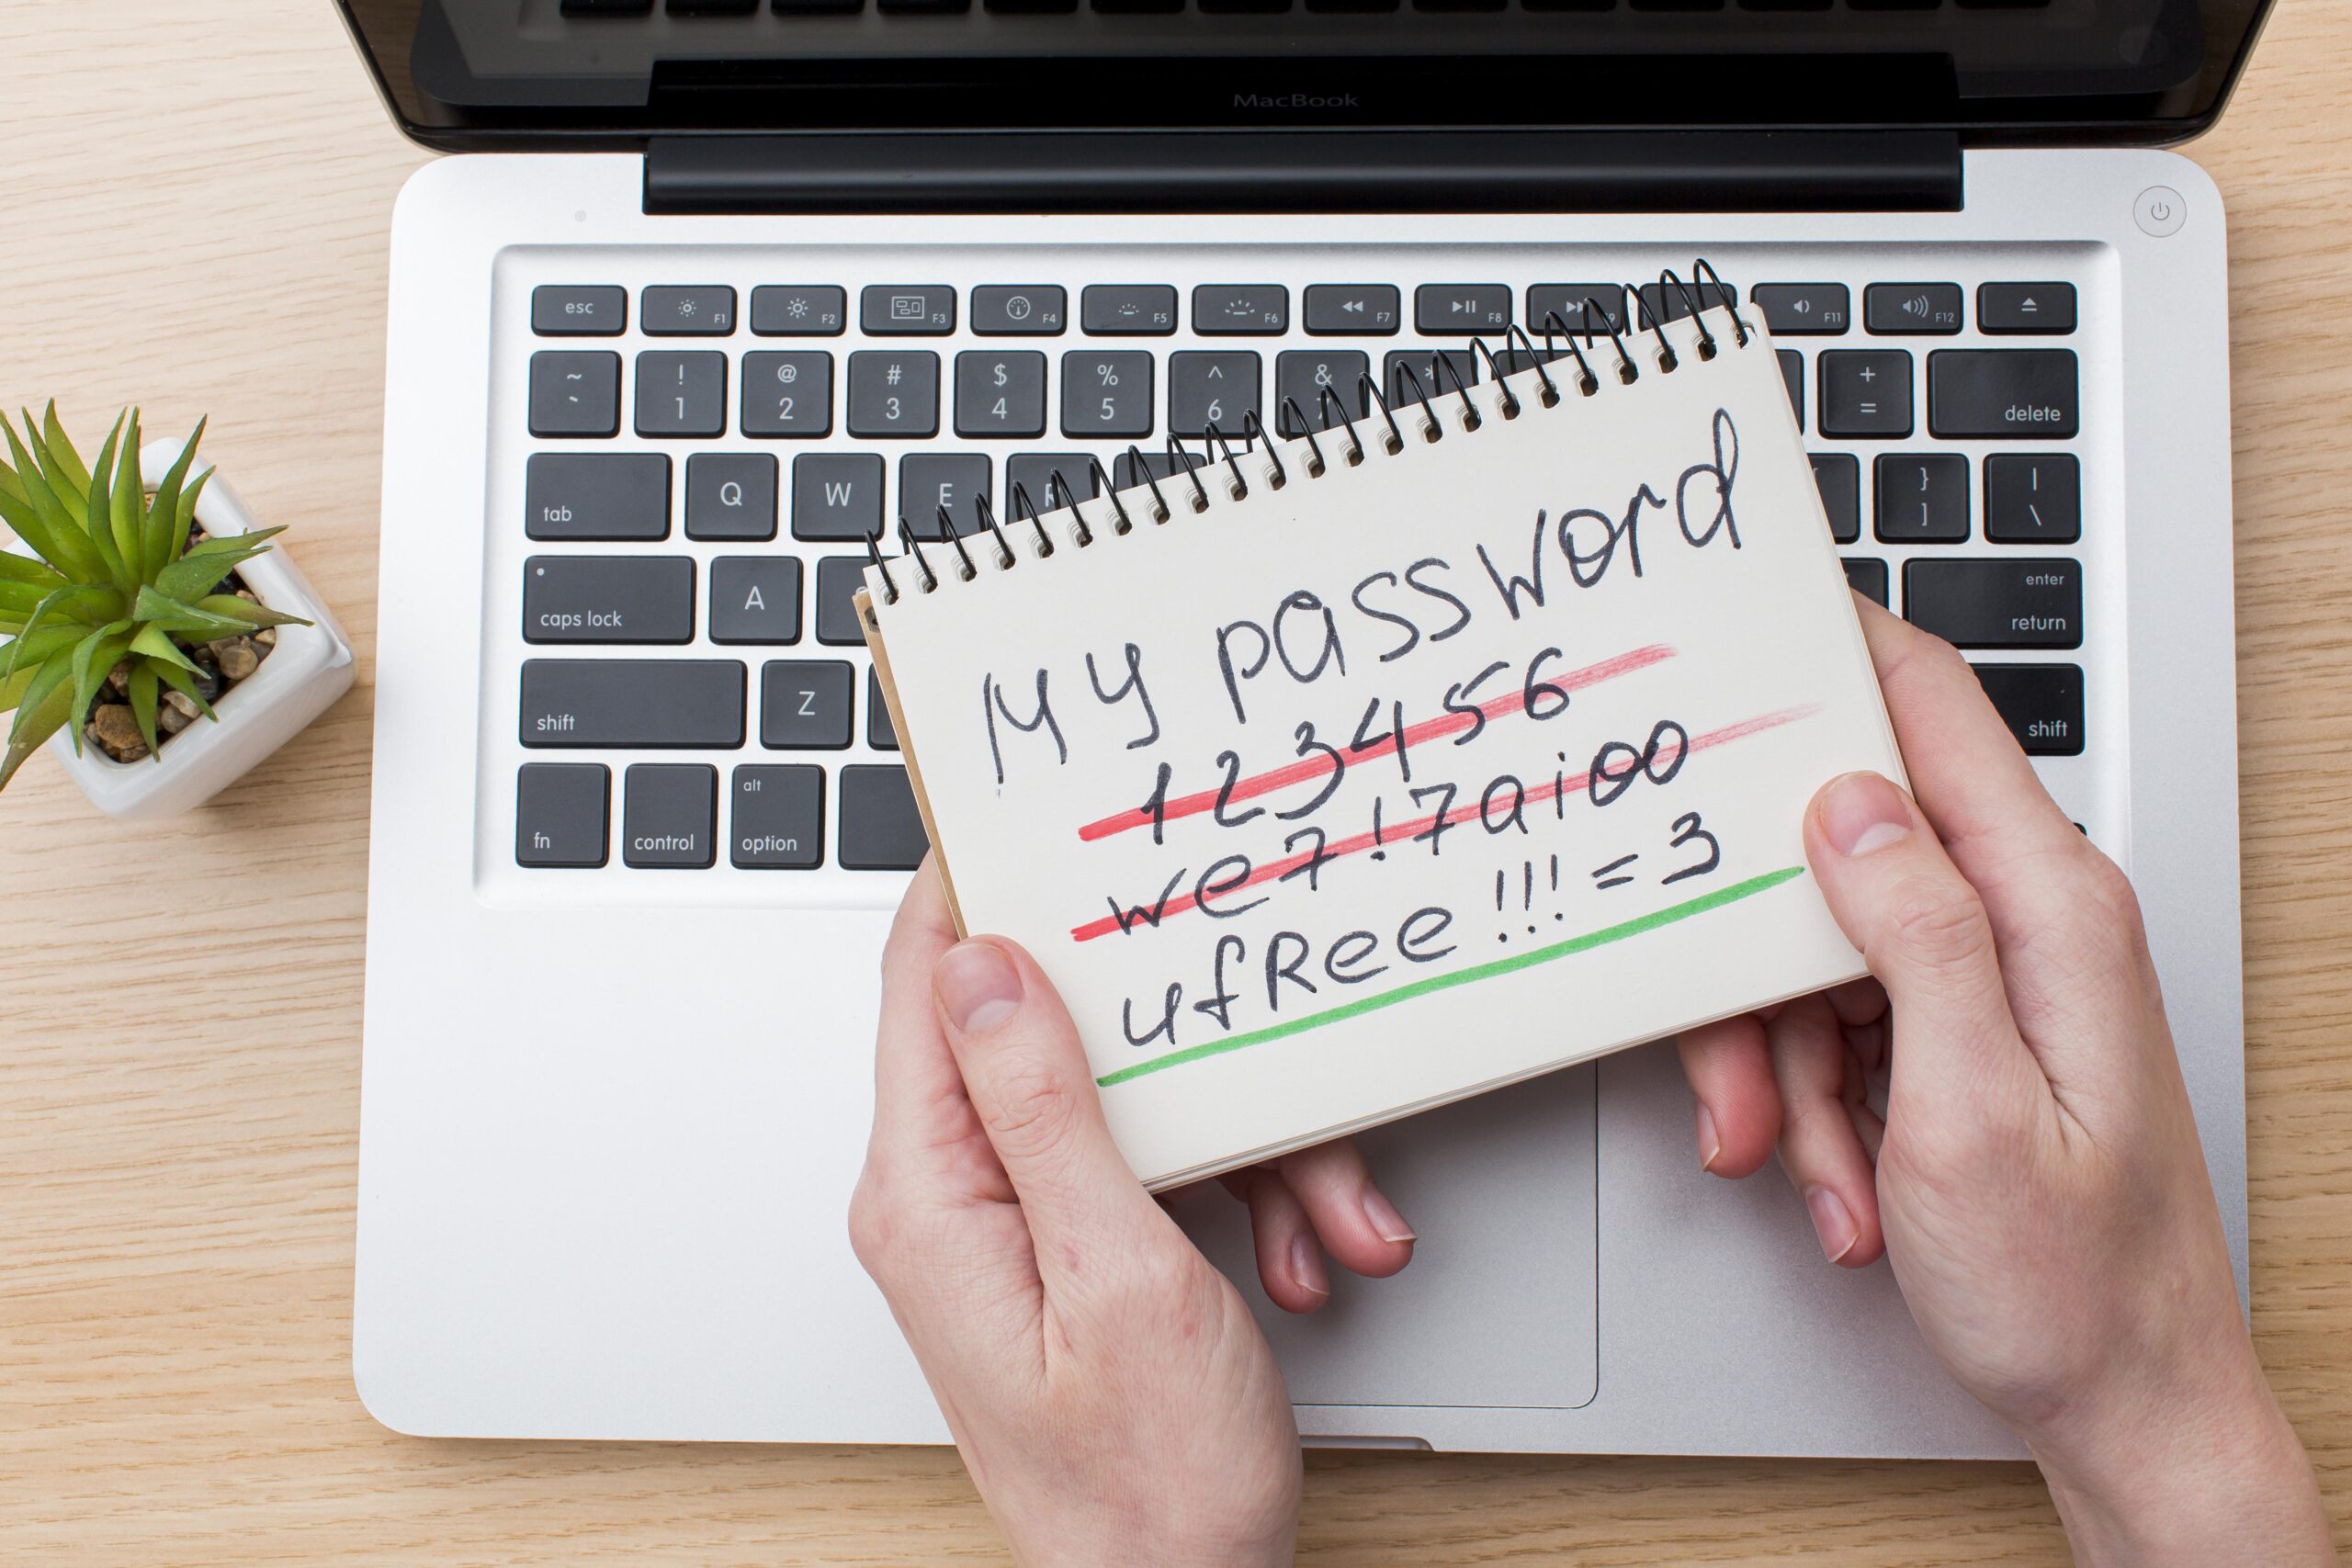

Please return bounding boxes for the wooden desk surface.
[1,2,2345,1560]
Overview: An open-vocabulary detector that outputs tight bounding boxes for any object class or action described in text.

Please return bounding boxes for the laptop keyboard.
[497,249,2094,895]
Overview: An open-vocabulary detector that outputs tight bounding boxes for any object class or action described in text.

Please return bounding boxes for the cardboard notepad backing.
[861,305,1904,1191]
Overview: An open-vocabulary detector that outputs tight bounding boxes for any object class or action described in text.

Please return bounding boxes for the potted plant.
[0,405,355,818]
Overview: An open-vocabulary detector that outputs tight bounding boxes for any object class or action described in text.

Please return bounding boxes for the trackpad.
[1171,1064,1599,1410]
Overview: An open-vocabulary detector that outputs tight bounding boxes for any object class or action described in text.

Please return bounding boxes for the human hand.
[1677,598,2333,1562]
[850,863,1413,1568]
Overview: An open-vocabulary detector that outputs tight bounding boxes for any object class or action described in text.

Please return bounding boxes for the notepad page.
[864,312,1904,1190]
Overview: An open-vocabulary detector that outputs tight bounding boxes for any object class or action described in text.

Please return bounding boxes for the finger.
[1231,1168,1333,1314]
[868,857,992,1182]
[1676,1014,1781,1178]
[1768,994,1884,1268]
[1853,601,2153,1046]
[1826,977,1891,1073]
[1805,770,2048,1119]
[932,935,1167,1288]
[1271,1140,1415,1280]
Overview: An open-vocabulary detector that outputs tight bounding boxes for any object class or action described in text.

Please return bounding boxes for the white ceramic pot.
[35,438,356,819]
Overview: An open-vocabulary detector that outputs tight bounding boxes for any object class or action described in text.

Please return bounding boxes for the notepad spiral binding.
[863,261,1754,603]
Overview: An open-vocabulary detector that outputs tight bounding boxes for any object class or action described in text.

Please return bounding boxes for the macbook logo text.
[1233,92,1362,110]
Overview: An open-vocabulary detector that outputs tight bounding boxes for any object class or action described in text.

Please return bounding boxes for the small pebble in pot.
[214,638,262,682]
[89,704,149,762]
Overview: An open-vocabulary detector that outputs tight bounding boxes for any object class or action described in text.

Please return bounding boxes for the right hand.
[1678,599,2335,1562]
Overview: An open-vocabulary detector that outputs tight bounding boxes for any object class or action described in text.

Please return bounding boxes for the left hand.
[849,861,1414,1567]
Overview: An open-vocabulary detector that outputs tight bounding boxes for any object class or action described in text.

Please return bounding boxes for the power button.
[2135,186,2187,238]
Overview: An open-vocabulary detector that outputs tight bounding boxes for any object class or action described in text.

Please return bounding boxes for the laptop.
[341,0,2267,1453]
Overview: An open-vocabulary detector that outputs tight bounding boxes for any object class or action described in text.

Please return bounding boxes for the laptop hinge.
[642,130,1962,216]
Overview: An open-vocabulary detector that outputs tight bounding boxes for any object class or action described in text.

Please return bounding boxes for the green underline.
[1095,865,1808,1089]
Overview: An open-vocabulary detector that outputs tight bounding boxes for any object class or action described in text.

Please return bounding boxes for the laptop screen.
[340,0,2268,148]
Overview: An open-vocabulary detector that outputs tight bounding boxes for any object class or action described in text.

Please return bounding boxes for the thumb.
[933,935,1165,1284]
[1804,771,2044,1116]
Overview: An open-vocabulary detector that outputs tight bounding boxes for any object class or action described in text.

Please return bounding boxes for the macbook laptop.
[341,0,2266,1453]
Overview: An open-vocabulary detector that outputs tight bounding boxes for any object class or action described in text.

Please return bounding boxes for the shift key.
[521,660,746,748]
[1904,558,2083,649]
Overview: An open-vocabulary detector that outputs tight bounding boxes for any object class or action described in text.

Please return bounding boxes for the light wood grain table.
[1,2,2345,1561]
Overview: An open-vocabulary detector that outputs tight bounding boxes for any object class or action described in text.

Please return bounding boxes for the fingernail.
[934,941,1023,1035]
[1291,1233,1330,1299]
[1819,772,1913,859]
[1804,1185,1860,1264]
[1360,1184,1417,1245]
[1696,1103,1722,1173]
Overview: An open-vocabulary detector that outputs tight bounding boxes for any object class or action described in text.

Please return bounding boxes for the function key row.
[537,279,2078,343]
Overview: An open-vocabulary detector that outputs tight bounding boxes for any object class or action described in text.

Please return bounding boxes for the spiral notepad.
[860,273,1905,1190]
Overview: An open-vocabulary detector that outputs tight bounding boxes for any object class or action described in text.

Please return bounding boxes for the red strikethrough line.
[1074,642,1678,843]
[1069,703,1822,943]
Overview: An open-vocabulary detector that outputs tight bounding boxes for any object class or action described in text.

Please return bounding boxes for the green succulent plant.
[0,405,308,792]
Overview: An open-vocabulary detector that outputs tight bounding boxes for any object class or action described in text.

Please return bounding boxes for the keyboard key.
[684,452,778,541]
[792,451,884,541]
[1007,453,1099,509]
[751,284,847,336]
[1864,282,1963,335]
[532,285,627,336]
[1972,663,2086,756]
[1810,454,1860,544]
[971,285,1068,335]
[731,765,825,868]
[622,764,718,869]
[1275,350,1371,434]
[519,660,746,749]
[846,350,940,437]
[528,351,621,438]
[1904,558,2082,649]
[1193,285,1288,335]
[741,351,834,437]
[640,285,738,336]
[526,452,669,540]
[635,351,728,437]
[1415,284,1510,334]
[524,555,696,644]
[1169,351,1261,437]
[563,0,654,14]
[1874,453,1969,543]
[1061,350,1153,438]
[861,285,956,334]
[515,763,609,868]
[1977,282,2075,335]
[1984,453,2081,543]
[877,0,968,12]
[901,454,991,537]
[867,667,899,750]
[1385,348,1477,408]
[775,0,863,11]
[1634,280,1735,327]
[1748,283,1849,335]
[1303,284,1400,335]
[671,0,758,11]
[1081,285,1178,335]
[954,350,1048,438]
[1842,558,1889,607]
[761,660,854,749]
[814,556,871,645]
[1778,348,1804,431]
[1928,349,2079,439]
[839,764,929,869]
[1817,350,1913,438]
[708,557,803,645]
[1525,284,1626,336]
